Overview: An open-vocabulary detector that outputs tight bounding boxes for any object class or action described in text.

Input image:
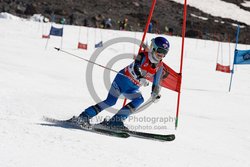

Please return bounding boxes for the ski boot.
[94,118,129,132]
[68,113,91,129]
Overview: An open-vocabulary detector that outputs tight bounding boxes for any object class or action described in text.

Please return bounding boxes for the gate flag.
[42,34,50,39]
[49,26,63,37]
[161,63,181,92]
[216,63,231,73]
[78,42,88,50]
[234,49,250,65]
[146,63,181,93]
[45,25,64,49]
[95,41,103,48]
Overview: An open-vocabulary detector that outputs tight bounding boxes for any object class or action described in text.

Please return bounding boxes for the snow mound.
[29,14,49,22]
[0,12,22,20]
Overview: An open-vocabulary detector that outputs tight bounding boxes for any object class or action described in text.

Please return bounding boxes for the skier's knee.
[103,96,117,106]
[139,96,144,104]
[132,96,144,108]
[137,95,144,105]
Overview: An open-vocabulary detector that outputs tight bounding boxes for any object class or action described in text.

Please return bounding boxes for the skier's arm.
[133,53,145,79]
[151,66,163,102]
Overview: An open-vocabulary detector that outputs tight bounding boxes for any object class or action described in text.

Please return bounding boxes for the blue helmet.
[151,36,170,55]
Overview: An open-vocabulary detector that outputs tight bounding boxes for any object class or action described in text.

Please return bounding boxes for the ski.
[42,117,129,138]
[124,130,175,142]
[42,117,175,142]
[92,124,175,142]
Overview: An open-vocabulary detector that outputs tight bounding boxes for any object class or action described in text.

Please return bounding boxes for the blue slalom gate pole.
[229,25,240,92]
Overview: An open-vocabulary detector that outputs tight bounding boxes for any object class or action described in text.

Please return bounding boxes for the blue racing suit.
[81,51,163,125]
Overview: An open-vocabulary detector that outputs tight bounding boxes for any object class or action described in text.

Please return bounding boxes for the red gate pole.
[138,0,157,54]
[175,0,187,129]
[123,0,157,106]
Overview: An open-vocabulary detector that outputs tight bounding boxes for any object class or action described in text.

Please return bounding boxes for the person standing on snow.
[71,36,170,130]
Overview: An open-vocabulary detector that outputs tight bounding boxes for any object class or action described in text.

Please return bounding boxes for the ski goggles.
[151,41,169,56]
[155,47,169,55]
[152,47,169,57]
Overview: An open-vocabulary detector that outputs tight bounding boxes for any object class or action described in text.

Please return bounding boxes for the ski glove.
[151,92,161,103]
[139,78,149,87]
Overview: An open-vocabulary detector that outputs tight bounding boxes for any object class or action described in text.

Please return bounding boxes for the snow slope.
[1,14,250,167]
[171,0,250,26]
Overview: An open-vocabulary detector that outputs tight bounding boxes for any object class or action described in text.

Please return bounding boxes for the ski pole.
[135,97,154,113]
[55,47,157,112]
[54,47,128,78]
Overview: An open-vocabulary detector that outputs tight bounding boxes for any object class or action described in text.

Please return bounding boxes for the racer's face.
[155,51,165,60]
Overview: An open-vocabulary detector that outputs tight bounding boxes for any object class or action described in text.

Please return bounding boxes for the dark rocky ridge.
[0,0,249,44]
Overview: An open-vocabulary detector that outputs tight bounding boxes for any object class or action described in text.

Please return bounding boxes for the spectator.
[104,18,112,29]
[168,27,174,35]
[43,17,49,23]
[94,14,104,28]
[60,17,66,24]
[118,18,128,30]
[148,22,153,33]
[51,11,55,23]
[69,14,75,25]
[83,18,89,26]
[165,26,173,36]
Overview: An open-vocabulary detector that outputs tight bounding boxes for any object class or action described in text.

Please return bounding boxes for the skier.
[71,36,170,130]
